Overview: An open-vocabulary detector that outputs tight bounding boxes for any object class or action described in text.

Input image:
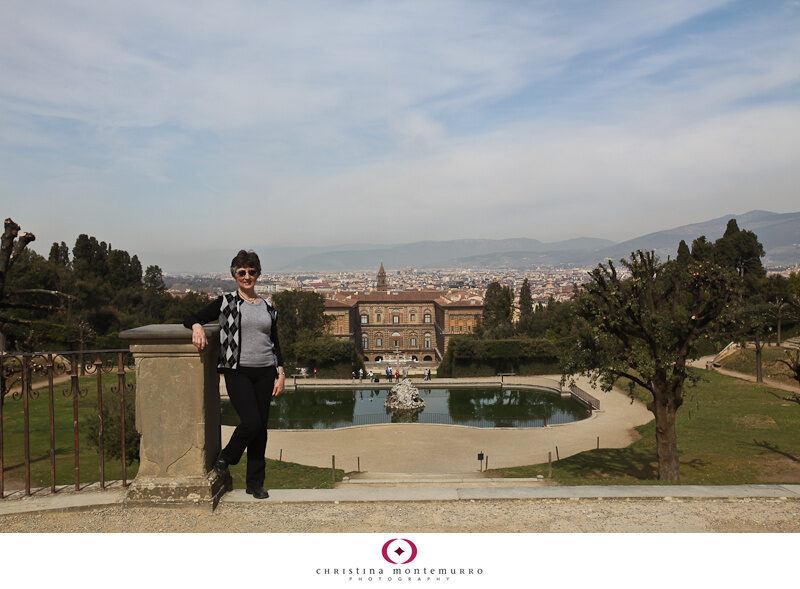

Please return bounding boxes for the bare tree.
[0,218,72,352]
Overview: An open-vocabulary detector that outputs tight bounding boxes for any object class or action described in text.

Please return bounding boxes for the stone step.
[349,472,489,480]
[337,472,548,488]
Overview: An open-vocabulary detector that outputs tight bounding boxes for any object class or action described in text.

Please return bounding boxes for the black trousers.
[221,366,277,489]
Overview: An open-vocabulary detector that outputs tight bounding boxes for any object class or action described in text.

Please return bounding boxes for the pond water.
[221,387,591,430]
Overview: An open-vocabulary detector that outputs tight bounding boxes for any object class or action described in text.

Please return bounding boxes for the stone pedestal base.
[125,473,231,510]
[120,324,226,510]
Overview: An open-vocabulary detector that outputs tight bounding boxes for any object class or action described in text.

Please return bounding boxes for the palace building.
[324,264,483,364]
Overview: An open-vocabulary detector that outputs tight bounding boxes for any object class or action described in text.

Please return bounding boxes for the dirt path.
[1,498,798,533]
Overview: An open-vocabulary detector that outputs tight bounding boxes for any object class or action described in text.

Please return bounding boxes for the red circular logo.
[381,539,418,564]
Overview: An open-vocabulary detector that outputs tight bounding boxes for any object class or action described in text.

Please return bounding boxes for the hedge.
[438,336,560,377]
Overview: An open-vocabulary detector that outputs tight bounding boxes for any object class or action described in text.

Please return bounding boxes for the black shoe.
[213,456,229,477]
[246,487,270,499]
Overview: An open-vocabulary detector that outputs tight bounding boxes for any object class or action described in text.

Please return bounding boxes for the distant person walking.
[184,250,284,500]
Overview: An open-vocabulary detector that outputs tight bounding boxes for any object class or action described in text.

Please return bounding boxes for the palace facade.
[324,265,483,364]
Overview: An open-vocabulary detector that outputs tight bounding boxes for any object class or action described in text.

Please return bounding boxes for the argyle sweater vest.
[218,291,278,370]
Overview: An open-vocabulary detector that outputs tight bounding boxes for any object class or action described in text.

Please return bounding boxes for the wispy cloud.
[1,0,798,267]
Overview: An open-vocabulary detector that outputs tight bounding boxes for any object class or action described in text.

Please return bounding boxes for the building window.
[377,338,382,347]
[410,313,416,322]
[393,315,399,324]
[360,314,368,324]
[362,335,368,349]
[424,313,431,323]
[410,338,416,347]
[394,340,399,348]
[377,313,381,322]
[424,334,431,348]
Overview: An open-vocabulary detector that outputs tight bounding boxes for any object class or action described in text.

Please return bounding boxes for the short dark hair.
[230,250,261,277]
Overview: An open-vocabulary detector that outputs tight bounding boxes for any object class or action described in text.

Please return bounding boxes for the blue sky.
[1,0,799,271]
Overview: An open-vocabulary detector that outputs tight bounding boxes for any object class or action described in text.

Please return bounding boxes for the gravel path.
[2,498,798,533]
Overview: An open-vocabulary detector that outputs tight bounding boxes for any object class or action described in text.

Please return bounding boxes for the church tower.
[377,262,387,291]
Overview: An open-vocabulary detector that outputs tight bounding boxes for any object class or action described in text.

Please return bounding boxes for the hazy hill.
[282,237,616,271]
[595,210,800,266]
[151,210,799,272]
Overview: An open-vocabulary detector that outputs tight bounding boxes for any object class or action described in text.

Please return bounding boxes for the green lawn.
[490,368,800,484]
[719,346,800,386]
[1,373,136,491]
[228,459,345,490]
[1,373,344,492]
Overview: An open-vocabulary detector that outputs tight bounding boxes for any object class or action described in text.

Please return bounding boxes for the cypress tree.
[519,278,533,318]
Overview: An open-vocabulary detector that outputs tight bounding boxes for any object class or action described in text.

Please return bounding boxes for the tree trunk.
[651,386,681,481]
[755,333,763,383]
[777,313,782,347]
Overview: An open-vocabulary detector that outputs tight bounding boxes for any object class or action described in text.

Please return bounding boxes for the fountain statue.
[384,378,426,410]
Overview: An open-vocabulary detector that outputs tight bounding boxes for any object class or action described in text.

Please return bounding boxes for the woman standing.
[184,250,285,499]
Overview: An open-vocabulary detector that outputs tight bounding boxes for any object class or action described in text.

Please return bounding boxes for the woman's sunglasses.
[236,269,259,277]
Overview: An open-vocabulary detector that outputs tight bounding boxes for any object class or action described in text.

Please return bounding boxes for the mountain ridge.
[146,210,799,272]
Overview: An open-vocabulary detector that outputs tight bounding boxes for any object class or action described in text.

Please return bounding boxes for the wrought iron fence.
[0,349,135,499]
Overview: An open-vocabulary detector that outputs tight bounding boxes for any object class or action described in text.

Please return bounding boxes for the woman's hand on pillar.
[191,324,208,351]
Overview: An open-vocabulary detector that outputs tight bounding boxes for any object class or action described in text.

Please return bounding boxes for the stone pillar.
[119,324,228,508]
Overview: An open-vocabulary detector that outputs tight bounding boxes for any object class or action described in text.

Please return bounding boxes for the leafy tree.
[762,274,796,347]
[523,297,576,341]
[48,241,71,267]
[72,234,109,279]
[789,271,800,298]
[271,289,332,361]
[563,250,739,481]
[690,235,715,262]
[518,278,533,330]
[736,295,771,382]
[712,222,769,379]
[293,334,364,374]
[87,305,121,335]
[3,224,228,350]
[714,219,765,286]
[438,335,559,377]
[144,265,166,292]
[479,281,513,337]
[676,240,691,267]
[161,291,211,324]
[107,249,142,289]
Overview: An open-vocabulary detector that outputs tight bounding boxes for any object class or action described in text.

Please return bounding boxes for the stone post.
[119,324,228,508]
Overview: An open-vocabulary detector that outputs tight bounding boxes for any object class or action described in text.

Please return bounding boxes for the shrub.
[86,391,139,465]
[438,336,560,377]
